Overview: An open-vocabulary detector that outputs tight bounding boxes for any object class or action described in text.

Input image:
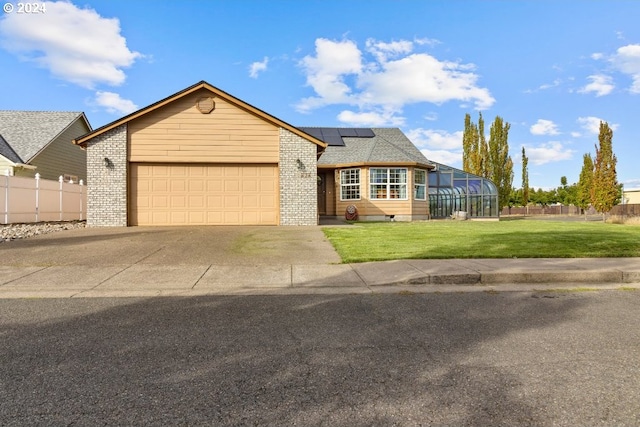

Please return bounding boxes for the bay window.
[370,168,407,199]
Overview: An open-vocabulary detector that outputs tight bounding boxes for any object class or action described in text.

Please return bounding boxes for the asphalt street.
[1,290,639,426]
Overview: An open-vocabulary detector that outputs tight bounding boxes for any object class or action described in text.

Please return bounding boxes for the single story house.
[74,81,498,227]
[0,111,91,182]
[623,188,640,205]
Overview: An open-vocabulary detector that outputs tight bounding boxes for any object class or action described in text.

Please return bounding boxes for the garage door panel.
[130,163,278,225]
[207,180,223,192]
[188,195,204,207]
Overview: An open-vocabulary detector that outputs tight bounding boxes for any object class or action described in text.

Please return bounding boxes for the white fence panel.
[1,174,86,224]
[2,175,37,223]
[38,177,60,222]
[61,181,85,221]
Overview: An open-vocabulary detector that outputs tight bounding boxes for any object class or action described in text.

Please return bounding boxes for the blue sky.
[2,1,640,190]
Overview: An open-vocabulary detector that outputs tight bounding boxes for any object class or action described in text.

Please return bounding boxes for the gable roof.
[0,133,22,163]
[313,127,435,168]
[74,80,327,150]
[0,111,90,163]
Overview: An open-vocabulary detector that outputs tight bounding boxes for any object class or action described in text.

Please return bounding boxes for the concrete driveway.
[0,226,342,267]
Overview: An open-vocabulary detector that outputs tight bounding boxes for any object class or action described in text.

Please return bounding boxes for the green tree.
[531,188,548,206]
[576,153,594,217]
[592,121,619,220]
[462,113,487,177]
[521,147,529,206]
[509,187,522,207]
[487,116,513,209]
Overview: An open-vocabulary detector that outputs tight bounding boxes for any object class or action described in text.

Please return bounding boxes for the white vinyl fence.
[1,173,86,224]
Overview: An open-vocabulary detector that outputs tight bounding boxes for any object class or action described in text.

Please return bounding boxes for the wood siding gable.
[128,88,279,163]
[74,81,326,152]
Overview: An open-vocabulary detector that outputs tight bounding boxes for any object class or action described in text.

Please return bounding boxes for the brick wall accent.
[279,128,318,225]
[85,124,127,226]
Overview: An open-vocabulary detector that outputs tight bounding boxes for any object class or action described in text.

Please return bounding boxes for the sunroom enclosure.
[428,163,499,219]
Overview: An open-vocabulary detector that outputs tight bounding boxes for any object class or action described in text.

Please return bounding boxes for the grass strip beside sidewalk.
[322,220,640,263]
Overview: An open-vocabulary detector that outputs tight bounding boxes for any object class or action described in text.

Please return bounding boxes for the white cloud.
[0,1,141,88]
[297,38,362,111]
[420,149,461,166]
[249,57,269,78]
[579,74,615,96]
[530,119,560,136]
[405,128,463,165]
[591,53,604,60]
[611,44,640,93]
[94,91,138,115]
[525,142,574,166]
[359,53,495,109]
[296,37,494,115]
[577,116,619,134]
[423,112,439,121]
[337,109,405,127]
[365,38,413,63]
[414,37,441,47]
[406,128,462,150]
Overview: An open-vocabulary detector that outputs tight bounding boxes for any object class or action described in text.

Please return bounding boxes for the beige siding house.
[75,81,446,227]
[74,81,326,227]
[623,188,640,204]
[0,111,91,182]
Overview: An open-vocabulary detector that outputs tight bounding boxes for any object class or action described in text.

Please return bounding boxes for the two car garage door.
[130,163,278,225]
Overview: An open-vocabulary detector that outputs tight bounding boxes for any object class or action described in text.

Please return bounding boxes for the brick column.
[85,124,128,226]
[279,128,318,225]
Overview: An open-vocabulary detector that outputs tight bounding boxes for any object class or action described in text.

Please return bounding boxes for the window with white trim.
[370,168,407,199]
[414,169,426,200]
[340,168,361,200]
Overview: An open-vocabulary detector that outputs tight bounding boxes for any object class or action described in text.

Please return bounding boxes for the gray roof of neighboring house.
[0,111,87,163]
[0,133,22,163]
[310,127,434,166]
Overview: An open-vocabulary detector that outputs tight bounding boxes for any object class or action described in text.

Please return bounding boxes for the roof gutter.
[15,163,37,170]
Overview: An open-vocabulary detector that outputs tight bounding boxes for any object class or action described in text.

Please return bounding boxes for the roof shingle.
[0,111,85,162]
[314,127,433,166]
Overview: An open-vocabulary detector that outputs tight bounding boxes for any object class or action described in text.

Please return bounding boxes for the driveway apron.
[0,226,341,267]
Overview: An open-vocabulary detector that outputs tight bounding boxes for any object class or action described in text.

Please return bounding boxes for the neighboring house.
[0,111,91,182]
[623,188,640,204]
[74,81,498,227]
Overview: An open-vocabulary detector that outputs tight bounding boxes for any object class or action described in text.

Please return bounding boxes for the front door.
[317,174,327,215]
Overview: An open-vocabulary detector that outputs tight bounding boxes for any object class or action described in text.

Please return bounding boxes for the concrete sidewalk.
[2,257,640,298]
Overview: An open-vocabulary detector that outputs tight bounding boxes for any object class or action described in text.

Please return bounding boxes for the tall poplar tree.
[487,116,513,209]
[462,113,513,208]
[592,121,618,220]
[521,147,529,206]
[462,113,486,177]
[576,153,594,218]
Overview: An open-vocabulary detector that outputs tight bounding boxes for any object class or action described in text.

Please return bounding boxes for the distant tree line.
[509,121,620,220]
[462,114,620,220]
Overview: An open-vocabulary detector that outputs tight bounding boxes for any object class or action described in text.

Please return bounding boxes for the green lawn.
[322,219,640,263]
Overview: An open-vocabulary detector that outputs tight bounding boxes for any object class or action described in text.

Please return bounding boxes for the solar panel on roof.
[355,128,375,137]
[299,127,322,138]
[338,128,358,137]
[323,135,345,146]
[298,126,373,145]
[320,128,340,136]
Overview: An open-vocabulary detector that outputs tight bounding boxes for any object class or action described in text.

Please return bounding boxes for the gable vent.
[196,97,215,114]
